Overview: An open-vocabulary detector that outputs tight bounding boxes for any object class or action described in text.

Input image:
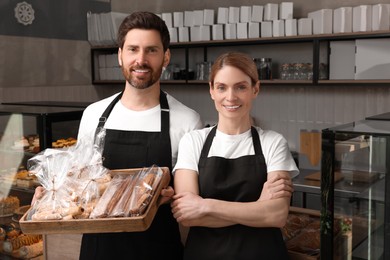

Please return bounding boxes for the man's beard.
[122,64,163,89]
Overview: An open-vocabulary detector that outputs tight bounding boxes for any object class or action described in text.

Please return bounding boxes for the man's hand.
[31,186,45,206]
[158,186,175,205]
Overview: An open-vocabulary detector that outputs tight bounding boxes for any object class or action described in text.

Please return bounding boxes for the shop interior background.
[1,0,390,164]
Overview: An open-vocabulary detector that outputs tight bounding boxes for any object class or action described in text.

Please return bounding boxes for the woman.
[171,52,299,259]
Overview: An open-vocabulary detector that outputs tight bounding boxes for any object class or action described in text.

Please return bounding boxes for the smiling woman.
[209,52,259,133]
[171,52,299,260]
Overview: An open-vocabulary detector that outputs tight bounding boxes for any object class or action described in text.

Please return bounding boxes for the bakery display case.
[321,119,390,260]
[0,104,84,259]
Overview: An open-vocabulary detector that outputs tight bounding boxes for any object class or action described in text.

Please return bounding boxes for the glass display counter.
[321,119,390,260]
[0,104,84,259]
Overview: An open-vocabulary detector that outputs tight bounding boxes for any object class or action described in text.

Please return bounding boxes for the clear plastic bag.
[27,128,110,220]
[90,165,163,218]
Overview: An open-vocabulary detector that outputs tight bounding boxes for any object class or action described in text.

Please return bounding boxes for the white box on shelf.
[106,67,115,80]
[308,9,333,34]
[251,5,264,22]
[273,20,285,37]
[193,10,204,26]
[240,6,252,23]
[106,54,117,68]
[355,38,390,79]
[329,41,355,79]
[200,25,211,41]
[190,26,201,41]
[353,5,372,32]
[224,23,237,39]
[184,11,194,27]
[333,7,352,33]
[298,18,312,35]
[264,3,278,21]
[204,9,215,25]
[279,2,293,20]
[99,68,107,80]
[212,24,224,40]
[178,27,189,42]
[114,68,123,80]
[173,12,184,28]
[162,13,173,28]
[98,54,106,68]
[237,23,248,39]
[285,19,297,36]
[372,4,390,31]
[169,27,178,43]
[249,22,260,38]
[229,7,240,24]
[261,21,273,37]
[217,7,229,24]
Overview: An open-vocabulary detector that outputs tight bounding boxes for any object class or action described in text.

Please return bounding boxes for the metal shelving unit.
[91,30,390,85]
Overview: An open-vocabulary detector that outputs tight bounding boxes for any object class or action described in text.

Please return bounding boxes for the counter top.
[293,168,384,200]
[0,104,84,116]
[2,101,91,108]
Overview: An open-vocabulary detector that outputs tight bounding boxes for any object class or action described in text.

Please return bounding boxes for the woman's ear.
[209,83,215,100]
[253,80,260,96]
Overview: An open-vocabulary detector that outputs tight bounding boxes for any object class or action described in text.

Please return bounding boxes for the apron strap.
[200,125,217,159]
[160,90,170,137]
[251,126,263,156]
[97,92,123,128]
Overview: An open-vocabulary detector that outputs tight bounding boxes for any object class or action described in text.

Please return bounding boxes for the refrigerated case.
[321,119,390,260]
[0,104,84,259]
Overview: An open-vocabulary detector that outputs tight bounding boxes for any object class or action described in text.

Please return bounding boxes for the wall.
[1,0,390,158]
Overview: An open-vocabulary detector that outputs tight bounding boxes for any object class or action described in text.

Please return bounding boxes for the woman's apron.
[79,91,183,260]
[183,126,289,260]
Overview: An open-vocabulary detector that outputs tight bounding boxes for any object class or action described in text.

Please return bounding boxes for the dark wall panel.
[0,0,110,40]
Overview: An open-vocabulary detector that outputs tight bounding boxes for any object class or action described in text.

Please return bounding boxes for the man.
[78,11,202,260]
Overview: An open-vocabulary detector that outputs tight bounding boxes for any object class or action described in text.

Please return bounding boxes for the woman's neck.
[217,118,252,135]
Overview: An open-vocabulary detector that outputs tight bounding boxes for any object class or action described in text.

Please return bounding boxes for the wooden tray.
[19,167,170,234]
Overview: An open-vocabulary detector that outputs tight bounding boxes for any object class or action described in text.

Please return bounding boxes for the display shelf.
[318,79,390,84]
[0,105,83,150]
[1,101,91,108]
[91,30,390,86]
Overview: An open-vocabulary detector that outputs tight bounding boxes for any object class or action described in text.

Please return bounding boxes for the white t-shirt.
[174,126,299,178]
[77,92,203,167]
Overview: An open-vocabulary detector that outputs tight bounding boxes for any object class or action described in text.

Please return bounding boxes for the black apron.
[184,126,289,260]
[80,91,183,260]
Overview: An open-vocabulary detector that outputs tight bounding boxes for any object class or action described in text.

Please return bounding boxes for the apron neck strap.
[200,126,263,159]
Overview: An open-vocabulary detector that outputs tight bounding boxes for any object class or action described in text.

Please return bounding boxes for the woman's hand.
[259,171,293,201]
[31,186,45,206]
[171,192,207,224]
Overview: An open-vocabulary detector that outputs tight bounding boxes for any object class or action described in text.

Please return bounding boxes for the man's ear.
[163,49,171,67]
[118,48,122,67]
